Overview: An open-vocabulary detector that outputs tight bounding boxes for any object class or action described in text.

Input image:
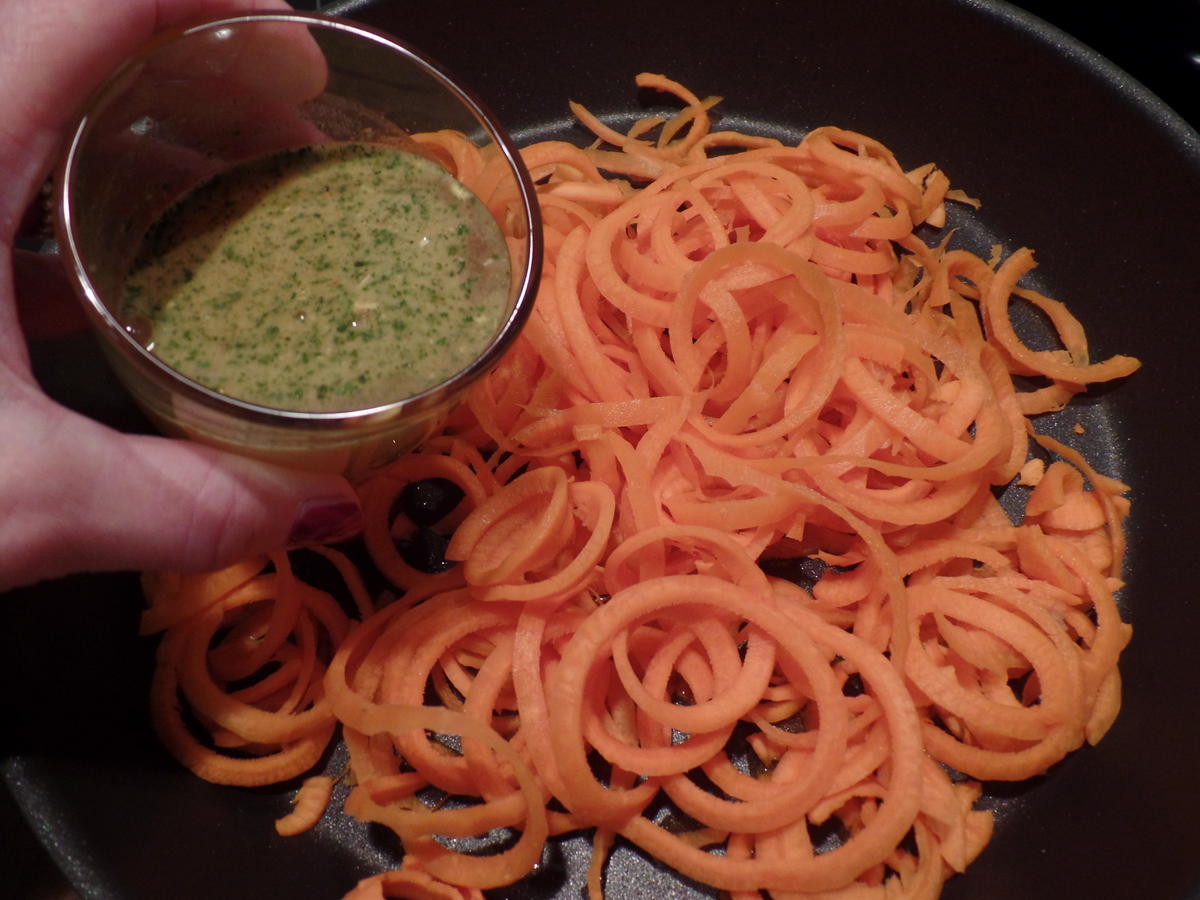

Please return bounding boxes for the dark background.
[3,1,1198,898]
[962,1,1200,129]
[307,0,1200,130]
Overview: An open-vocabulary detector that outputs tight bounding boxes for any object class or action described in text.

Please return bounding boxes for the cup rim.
[56,10,542,429]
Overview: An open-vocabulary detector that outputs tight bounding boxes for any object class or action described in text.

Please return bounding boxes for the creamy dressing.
[121,143,510,412]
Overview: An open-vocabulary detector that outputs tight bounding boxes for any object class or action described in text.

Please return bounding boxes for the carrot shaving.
[275,775,336,836]
[1018,457,1045,486]
[141,75,1138,900]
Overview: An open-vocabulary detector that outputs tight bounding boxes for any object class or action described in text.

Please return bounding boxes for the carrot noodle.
[142,75,1138,899]
[275,775,336,836]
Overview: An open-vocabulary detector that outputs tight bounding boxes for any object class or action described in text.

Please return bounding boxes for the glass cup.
[56,11,541,480]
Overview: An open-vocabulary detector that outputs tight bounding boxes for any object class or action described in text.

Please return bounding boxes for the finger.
[12,249,90,342]
[101,13,329,165]
[0,0,295,235]
[0,396,363,591]
[147,15,328,101]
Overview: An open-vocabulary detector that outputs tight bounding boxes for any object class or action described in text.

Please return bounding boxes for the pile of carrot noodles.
[141,73,1138,900]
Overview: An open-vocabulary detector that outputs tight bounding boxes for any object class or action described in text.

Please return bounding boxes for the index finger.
[0,0,296,239]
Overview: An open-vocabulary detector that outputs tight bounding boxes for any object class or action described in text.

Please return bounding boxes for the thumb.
[2,397,362,589]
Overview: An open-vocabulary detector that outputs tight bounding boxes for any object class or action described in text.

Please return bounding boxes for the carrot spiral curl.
[146,552,349,787]
[142,74,1139,900]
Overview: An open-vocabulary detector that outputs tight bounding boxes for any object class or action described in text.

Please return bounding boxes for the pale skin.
[0,0,363,591]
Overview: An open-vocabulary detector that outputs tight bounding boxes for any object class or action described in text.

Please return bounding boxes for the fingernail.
[287,497,363,547]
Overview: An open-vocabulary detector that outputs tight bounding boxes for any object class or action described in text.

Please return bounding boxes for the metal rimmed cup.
[56,12,541,479]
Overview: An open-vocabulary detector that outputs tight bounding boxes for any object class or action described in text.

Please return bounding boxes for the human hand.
[0,0,362,591]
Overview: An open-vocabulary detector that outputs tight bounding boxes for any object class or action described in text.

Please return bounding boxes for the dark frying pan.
[4,0,1199,897]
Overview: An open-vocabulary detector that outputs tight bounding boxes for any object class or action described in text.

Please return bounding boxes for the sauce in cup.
[120,142,510,413]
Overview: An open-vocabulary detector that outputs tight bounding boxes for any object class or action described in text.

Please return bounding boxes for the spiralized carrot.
[141,75,1138,900]
[275,775,336,836]
[145,550,356,787]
